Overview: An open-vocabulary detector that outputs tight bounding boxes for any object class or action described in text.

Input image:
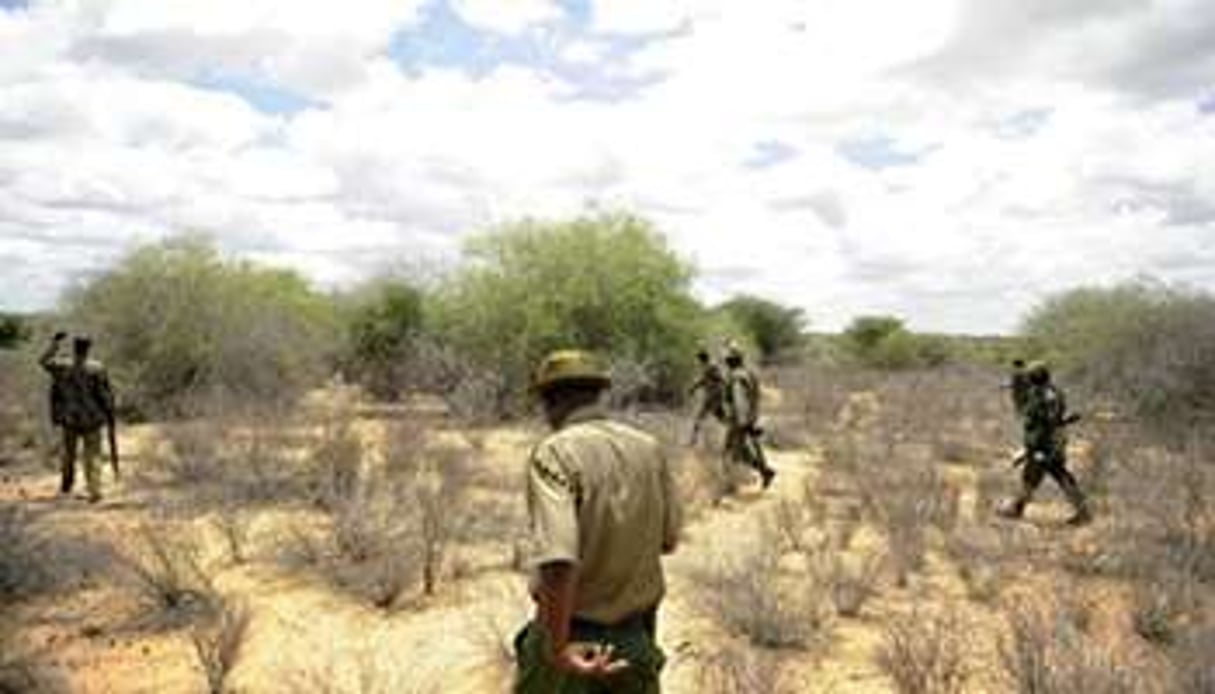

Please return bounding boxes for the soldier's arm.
[525,446,580,658]
[39,332,66,373]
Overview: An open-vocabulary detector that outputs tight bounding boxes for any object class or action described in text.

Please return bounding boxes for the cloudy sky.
[1,0,1213,332]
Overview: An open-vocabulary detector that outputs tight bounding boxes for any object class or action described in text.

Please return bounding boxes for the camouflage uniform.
[722,352,775,488]
[688,356,725,445]
[515,355,681,693]
[1003,366,1089,524]
[40,338,114,501]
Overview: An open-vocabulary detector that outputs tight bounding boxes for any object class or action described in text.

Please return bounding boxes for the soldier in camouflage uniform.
[688,349,725,446]
[722,344,776,489]
[514,350,681,693]
[39,332,115,502]
[997,362,1091,526]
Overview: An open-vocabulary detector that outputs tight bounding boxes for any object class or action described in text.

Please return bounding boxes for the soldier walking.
[39,332,116,503]
[688,349,725,446]
[722,344,776,489]
[997,362,1091,526]
[514,350,681,693]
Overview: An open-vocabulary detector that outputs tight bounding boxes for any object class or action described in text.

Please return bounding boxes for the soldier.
[997,362,1090,526]
[39,332,115,502]
[722,343,776,489]
[514,350,681,693]
[687,349,725,446]
[1004,358,1031,419]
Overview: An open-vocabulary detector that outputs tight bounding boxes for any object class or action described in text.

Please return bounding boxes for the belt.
[570,606,657,636]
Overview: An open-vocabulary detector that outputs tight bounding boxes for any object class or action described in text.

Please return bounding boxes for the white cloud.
[449,0,564,34]
[2,0,1214,333]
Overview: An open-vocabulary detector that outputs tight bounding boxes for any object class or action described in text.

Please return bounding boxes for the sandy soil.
[1,389,1128,694]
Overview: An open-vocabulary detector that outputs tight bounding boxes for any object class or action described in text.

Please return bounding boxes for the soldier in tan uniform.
[514,350,681,693]
[39,332,115,502]
[722,344,776,489]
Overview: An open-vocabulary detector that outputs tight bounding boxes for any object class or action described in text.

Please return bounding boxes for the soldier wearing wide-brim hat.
[514,350,681,693]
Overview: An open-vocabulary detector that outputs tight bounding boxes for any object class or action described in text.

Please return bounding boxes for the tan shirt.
[525,404,680,624]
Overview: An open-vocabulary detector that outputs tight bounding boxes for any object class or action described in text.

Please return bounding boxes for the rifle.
[106,416,120,479]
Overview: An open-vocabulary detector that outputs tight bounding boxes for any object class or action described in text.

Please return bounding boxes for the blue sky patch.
[745,140,798,168]
[0,0,29,11]
[556,0,592,28]
[836,136,926,170]
[192,70,318,115]
[389,0,666,102]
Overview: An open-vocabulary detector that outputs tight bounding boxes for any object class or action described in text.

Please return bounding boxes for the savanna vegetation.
[1,213,1211,692]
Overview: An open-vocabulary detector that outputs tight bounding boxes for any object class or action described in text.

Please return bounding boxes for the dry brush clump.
[876,605,971,694]
[686,528,834,652]
[121,521,219,626]
[1,505,117,602]
[283,438,477,609]
[811,547,885,618]
[155,409,311,508]
[858,440,960,587]
[694,641,782,694]
[190,597,252,694]
[999,595,1150,694]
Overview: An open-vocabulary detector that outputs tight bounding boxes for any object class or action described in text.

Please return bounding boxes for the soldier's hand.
[556,642,630,678]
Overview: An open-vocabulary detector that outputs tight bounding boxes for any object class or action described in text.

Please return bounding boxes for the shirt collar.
[561,402,608,429]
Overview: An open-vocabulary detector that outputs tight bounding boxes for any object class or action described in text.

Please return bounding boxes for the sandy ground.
[1,390,1128,694]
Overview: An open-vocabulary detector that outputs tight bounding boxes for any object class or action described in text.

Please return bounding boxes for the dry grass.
[694,642,782,694]
[876,606,971,694]
[687,534,833,651]
[811,547,885,618]
[190,598,252,693]
[121,520,218,625]
[998,596,1148,694]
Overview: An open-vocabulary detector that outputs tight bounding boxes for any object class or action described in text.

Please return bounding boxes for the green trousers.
[61,428,103,500]
[724,425,769,474]
[513,612,665,693]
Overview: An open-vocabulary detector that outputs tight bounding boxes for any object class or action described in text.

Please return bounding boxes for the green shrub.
[63,236,339,417]
[1021,279,1215,429]
[715,295,805,362]
[432,213,707,413]
[340,279,426,401]
[842,315,946,369]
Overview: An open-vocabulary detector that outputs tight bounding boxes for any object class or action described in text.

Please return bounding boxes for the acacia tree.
[432,213,707,413]
[64,236,339,417]
[1022,279,1215,429]
[717,295,806,362]
[340,280,426,401]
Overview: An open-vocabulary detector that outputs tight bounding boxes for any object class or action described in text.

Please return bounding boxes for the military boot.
[996,496,1027,519]
[760,466,776,489]
[1060,480,1091,526]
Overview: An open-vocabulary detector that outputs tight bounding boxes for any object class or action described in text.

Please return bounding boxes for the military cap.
[531,349,611,394]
